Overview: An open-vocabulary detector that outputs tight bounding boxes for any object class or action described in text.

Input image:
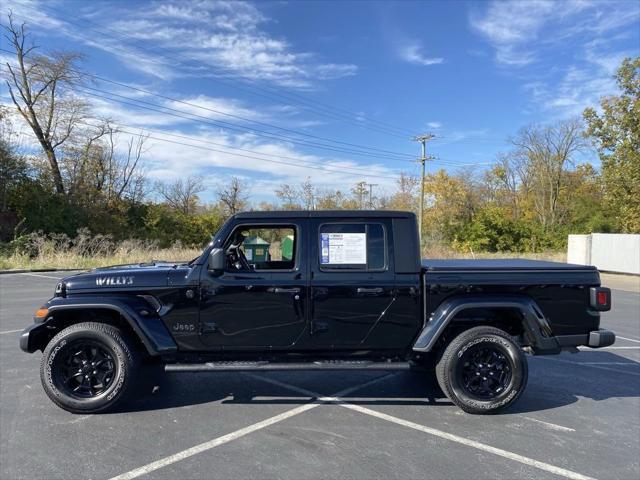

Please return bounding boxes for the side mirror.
[208,248,225,271]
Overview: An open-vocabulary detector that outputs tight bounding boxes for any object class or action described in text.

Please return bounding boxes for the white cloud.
[522,56,621,117]
[470,0,639,118]
[469,0,639,67]
[426,122,442,129]
[164,95,262,122]
[32,0,357,88]
[399,44,443,66]
[137,126,401,201]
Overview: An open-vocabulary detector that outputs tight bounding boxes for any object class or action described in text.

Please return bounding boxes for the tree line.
[1,16,638,255]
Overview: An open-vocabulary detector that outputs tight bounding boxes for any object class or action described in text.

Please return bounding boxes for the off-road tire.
[436,326,527,414]
[40,322,140,414]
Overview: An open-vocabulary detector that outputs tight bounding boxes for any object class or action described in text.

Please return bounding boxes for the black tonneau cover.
[422,259,597,271]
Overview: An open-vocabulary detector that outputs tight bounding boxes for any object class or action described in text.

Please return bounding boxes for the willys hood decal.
[61,262,192,291]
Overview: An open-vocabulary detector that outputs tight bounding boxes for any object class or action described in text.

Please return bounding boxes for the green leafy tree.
[584,57,640,232]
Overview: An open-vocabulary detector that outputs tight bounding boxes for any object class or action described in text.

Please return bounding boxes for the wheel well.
[435,307,526,350]
[38,309,148,354]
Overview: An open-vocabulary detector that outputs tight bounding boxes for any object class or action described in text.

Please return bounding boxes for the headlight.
[54,282,66,297]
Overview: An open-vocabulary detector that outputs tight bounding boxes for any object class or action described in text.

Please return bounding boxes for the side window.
[319,223,386,271]
[227,226,297,271]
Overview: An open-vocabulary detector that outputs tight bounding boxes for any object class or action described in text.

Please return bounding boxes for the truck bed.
[421,258,602,336]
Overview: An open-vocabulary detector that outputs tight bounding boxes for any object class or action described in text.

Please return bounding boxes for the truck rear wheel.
[40,322,139,414]
[436,326,527,414]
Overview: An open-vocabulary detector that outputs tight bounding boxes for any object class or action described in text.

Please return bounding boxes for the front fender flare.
[22,296,177,355]
[412,295,560,354]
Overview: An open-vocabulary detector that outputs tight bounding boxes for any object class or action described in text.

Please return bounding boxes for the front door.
[199,222,308,349]
[309,219,397,347]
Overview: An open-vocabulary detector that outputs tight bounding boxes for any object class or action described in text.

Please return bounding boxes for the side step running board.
[165,361,411,372]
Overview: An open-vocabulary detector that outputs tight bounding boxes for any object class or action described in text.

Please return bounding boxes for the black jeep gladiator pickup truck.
[20,210,614,414]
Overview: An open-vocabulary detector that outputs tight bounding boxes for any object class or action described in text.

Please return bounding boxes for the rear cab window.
[318,223,387,271]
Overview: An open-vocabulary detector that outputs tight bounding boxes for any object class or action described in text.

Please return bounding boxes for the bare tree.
[389,173,419,211]
[275,183,300,210]
[63,123,148,204]
[510,119,586,229]
[3,14,87,194]
[156,176,205,215]
[300,177,315,210]
[217,176,248,216]
[315,189,346,209]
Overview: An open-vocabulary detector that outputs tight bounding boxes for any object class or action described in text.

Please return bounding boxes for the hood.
[61,262,192,292]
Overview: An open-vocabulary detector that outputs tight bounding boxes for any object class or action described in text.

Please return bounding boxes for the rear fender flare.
[412,295,560,354]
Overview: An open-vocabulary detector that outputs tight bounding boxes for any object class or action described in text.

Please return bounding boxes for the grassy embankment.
[0,233,202,270]
[0,233,565,271]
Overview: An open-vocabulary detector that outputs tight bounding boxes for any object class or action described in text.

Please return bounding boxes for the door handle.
[357,287,384,294]
[273,287,301,294]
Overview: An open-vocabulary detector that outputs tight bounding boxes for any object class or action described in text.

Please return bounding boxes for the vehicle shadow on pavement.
[119,370,450,413]
[507,351,640,414]
[118,351,640,414]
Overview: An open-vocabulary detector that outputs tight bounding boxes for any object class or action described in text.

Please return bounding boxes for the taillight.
[590,287,611,311]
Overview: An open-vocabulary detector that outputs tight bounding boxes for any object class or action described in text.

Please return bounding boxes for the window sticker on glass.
[320,233,367,264]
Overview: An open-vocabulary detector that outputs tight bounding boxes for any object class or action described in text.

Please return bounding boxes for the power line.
[73,119,408,179]
[0,52,417,160]
[7,1,417,139]
[77,84,416,159]
[75,85,417,162]
[71,85,486,168]
[2,54,492,171]
[18,120,404,181]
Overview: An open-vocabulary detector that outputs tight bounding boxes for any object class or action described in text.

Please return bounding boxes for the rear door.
[309,219,396,347]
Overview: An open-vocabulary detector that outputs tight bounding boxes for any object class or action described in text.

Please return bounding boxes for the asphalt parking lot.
[1,272,638,480]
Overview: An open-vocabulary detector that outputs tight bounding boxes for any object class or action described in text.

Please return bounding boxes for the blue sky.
[2,0,639,203]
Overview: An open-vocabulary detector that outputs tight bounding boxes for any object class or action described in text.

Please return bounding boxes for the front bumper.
[19,322,50,353]
[556,329,616,349]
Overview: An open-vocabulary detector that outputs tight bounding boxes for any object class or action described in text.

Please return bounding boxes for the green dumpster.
[281,235,294,261]
[242,235,270,262]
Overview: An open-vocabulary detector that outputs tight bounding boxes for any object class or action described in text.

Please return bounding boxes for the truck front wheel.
[436,326,527,414]
[40,322,139,414]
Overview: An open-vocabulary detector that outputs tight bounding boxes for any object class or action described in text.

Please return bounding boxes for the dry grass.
[421,238,565,262]
[0,231,202,271]
[0,247,202,271]
[0,231,566,271]
[424,246,566,262]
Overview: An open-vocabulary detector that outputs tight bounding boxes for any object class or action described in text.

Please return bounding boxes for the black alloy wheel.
[40,322,139,414]
[52,340,116,399]
[436,325,528,414]
[457,344,512,400]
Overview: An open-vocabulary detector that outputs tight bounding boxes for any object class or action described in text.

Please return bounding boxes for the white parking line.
[0,329,23,335]
[522,416,576,432]
[19,272,65,280]
[538,356,640,377]
[108,373,396,480]
[249,375,593,480]
[617,336,640,344]
[342,404,594,480]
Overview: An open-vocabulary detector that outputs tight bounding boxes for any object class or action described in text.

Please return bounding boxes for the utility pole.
[365,183,378,209]
[414,134,435,242]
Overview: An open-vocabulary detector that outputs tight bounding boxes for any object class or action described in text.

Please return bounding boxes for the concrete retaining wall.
[567,233,640,275]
